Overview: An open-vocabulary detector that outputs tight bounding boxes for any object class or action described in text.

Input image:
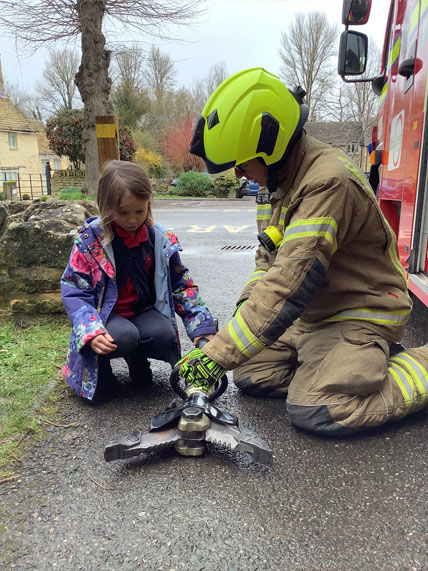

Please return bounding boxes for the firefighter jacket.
[203,132,412,370]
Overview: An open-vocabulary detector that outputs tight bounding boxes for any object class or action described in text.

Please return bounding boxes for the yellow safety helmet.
[190,67,309,174]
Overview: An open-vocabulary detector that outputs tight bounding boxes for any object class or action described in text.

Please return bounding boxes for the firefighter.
[177,67,428,435]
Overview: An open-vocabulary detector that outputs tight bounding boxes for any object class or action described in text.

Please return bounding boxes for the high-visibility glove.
[175,348,226,393]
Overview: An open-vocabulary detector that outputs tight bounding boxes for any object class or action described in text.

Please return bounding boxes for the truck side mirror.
[372,75,385,96]
[338,30,368,76]
[342,0,372,25]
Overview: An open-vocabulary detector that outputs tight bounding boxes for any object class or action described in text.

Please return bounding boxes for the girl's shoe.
[126,357,153,387]
[92,377,121,402]
[92,361,120,402]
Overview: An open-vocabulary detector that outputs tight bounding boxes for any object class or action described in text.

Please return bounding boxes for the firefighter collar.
[273,132,307,201]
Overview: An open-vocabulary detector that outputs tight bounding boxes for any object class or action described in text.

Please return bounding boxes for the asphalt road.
[1,198,427,570]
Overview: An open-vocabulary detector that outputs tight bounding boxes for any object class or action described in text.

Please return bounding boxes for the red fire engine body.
[339,0,428,312]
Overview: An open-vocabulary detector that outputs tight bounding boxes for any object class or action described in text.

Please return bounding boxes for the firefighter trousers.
[233,320,428,435]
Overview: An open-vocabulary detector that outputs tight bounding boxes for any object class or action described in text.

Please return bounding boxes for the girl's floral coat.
[61,217,216,400]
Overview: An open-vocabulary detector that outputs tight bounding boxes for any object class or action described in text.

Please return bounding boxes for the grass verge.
[0,316,71,480]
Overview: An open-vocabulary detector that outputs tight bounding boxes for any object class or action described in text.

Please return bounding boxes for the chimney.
[0,56,4,96]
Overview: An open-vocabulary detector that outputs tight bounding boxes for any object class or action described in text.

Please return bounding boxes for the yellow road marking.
[187,225,216,233]
[224,225,250,233]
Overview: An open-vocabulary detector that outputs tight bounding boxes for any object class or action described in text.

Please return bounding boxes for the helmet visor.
[203,157,236,174]
[190,115,236,173]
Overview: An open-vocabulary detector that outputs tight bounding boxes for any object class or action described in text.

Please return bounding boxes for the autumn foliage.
[162,118,205,172]
[135,147,164,177]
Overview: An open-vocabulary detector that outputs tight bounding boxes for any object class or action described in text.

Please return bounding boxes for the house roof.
[0,95,38,133]
[29,119,57,156]
[305,121,365,147]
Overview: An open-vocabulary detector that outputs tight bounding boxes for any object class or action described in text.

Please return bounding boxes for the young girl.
[61,160,216,401]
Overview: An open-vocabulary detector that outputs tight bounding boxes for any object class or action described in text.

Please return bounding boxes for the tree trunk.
[75,0,112,196]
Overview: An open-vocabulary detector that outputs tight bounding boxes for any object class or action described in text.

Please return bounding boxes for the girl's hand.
[90,333,117,355]
[193,334,215,347]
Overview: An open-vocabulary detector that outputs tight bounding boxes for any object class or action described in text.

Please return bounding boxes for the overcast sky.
[0,0,389,95]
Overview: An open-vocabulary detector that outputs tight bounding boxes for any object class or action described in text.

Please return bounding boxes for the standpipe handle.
[170,337,228,402]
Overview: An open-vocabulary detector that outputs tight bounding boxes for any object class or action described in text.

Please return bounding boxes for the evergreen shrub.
[212,170,240,198]
[175,171,213,197]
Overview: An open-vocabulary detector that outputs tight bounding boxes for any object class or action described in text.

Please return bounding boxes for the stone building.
[0,58,68,199]
[305,121,372,174]
[30,119,69,175]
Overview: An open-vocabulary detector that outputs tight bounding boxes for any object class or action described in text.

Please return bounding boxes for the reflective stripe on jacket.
[204,133,412,370]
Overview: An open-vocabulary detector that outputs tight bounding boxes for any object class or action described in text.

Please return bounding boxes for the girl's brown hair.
[97,160,154,244]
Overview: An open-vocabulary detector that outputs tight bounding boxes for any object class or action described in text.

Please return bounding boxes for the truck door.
[380,1,419,263]
[407,0,428,289]
[380,0,428,304]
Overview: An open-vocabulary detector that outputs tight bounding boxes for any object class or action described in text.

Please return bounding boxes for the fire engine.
[338,0,428,339]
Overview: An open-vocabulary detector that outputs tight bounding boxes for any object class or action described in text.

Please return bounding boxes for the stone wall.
[51,170,86,195]
[0,198,98,318]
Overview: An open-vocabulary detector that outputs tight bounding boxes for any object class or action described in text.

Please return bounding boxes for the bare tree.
[204,61,228,98]
[0,0,204,195]
[141,45,177,139]
[164,87,198,126]
[278,12,338,121]
[145,45,176,103]
[3,78,43,119]
[111,44,146,89]
[110,45,150,130]
[4,81,32,116]
[143,58,227,144]
[192,61,229,112]
[35,48,82,117]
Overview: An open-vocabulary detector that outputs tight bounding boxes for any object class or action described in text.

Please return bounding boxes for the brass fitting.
[178,407,211,434]
[175,407,211,457]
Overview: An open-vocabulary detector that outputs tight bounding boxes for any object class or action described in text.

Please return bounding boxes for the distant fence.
[2,167,86,201]
[2,172,50,201]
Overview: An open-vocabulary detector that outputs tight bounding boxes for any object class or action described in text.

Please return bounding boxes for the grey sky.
[0,0,389,94]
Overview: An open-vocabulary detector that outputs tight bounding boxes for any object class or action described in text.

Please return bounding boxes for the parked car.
[235,177,260,198]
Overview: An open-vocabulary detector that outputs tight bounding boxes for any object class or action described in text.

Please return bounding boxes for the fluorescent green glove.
[175,348,226,392]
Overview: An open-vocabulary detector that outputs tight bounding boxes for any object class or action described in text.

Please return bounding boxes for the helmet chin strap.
[253,157,279,193]
[265,128,304,194]
[266,169,279,194]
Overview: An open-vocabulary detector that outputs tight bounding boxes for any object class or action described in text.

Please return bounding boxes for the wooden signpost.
[95,115,120,169]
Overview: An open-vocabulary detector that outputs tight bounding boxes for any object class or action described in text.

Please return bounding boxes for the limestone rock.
[10,293,65,315]
[2,199,32,216]
[0,198,99,316]
[0,203,7,236]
